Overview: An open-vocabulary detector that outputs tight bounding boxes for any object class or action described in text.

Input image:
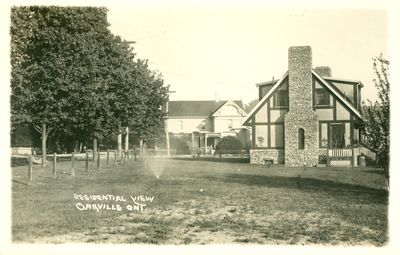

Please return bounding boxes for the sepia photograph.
[1,0,399,254]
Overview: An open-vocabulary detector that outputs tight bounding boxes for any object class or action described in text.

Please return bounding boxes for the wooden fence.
[11,149,138,186]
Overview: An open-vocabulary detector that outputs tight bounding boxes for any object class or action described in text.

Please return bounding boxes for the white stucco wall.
[167,117,212,133]
[214,117,243,133]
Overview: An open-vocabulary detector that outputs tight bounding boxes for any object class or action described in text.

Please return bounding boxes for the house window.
[353,128,359,146]
[298,128,305,150]
[320,123,328,147]
[228,119,233,129]
[201,120,206,130]
[178,120,183,131]
[315,88,330,106]
[275,90,288,107]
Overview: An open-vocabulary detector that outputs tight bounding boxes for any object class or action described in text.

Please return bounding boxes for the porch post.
[191,133,195,151]
[205,134,208,154]
[352,147,357,167]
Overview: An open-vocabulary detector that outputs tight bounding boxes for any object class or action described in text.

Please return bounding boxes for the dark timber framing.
[245,71,362,153]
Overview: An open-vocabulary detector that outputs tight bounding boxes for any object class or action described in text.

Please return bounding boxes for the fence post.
[114,150,117,166]
[120,152,123,164]
[107,150,110,166]
[85,151,89,172]
[71,152,75,177]
[28,155,32,184]
[97,151,101,169]
[52,153,57,178]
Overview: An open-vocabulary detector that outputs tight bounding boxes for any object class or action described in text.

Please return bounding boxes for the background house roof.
[168,100,244,117]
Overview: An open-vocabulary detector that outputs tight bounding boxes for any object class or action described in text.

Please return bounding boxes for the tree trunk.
[93,138,97,161]
[140,139,143,159]
[125,127,129,153]
[117,133,122,157]
[41,123,47,167]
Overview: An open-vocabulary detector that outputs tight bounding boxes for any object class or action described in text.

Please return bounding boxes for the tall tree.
[362,54,390,180]
[11,6,169,160]
[11,7,120,162]
[244,99,259,113]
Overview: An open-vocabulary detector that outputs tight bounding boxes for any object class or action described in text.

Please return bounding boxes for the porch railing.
[328,148,353,158]
[328,147,376,160]
[327,146,377,167]
[358,146,377,161]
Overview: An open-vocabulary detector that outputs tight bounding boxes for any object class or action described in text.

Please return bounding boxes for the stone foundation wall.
[250,149,285,164]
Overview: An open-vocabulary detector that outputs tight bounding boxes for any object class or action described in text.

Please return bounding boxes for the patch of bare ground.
[29,198,382,245]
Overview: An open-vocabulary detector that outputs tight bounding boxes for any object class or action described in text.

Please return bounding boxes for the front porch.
[320,146,376,167]
[191,131,223,155]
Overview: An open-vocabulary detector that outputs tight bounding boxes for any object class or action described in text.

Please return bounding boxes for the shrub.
[10,126,34,147]
[170,136,191,155]
[215,136,243,154]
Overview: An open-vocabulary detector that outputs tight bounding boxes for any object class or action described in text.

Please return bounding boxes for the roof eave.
[241,71,289,126]
[312,70,362,119]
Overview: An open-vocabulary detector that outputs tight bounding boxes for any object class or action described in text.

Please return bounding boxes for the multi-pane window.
[315,88,330,106]
[320,123,328,147]
[178,120,183,131]
[275,90,288,107]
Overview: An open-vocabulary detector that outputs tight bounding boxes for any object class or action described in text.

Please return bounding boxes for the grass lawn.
[11,157,388,245]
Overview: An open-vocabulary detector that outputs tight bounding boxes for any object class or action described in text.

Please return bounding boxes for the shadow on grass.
[206,173,388,203]
[172,157,250,164]
[361,169,385,175]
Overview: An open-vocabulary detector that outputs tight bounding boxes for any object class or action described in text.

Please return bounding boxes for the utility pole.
[165,90,175,157]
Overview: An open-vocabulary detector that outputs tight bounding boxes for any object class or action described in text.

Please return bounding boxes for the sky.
[106,4,388,104]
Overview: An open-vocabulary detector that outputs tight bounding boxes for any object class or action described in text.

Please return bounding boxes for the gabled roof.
[242,72,288,126]
[241,71,362,126]
[323,77,364,87]
[211,100,247,117]
[168,100,244,117]
[256,79,277,87]
[312,70,362,119]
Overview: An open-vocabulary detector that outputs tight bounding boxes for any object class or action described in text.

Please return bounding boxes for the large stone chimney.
[284,46,319,166]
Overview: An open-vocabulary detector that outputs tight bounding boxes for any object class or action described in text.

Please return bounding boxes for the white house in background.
[166,100,250,153]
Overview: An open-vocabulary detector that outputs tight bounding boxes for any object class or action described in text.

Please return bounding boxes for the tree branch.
[33,125,42,134]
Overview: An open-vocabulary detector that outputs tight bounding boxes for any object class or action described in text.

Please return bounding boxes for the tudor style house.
[242,46,374,167]
[166,100,249,153]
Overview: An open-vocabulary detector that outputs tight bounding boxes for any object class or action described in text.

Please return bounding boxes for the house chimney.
[284,46,319,167]
[315,66,332,77]
[288,46,313,110]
